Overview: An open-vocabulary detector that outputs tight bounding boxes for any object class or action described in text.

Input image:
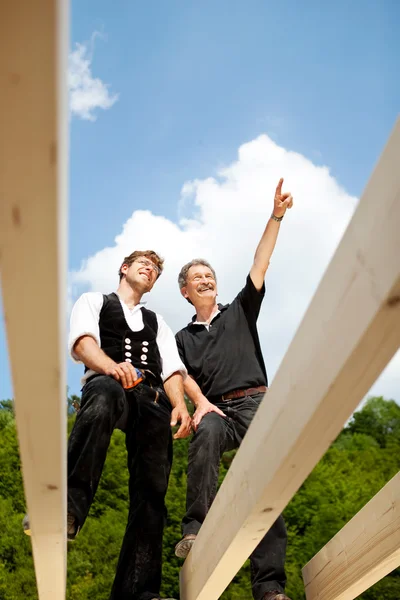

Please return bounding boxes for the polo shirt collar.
[190,303,229,326]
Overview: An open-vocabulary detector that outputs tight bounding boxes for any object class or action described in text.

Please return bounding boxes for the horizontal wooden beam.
[302,471,400,600]
[179,119,400,600]
[0,1,69,599]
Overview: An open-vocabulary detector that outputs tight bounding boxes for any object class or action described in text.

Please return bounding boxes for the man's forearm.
[251,178,293,290]
[73,335,117,375]
[250,218,281,290]
[164,372,185,407]
[183,375,207,407]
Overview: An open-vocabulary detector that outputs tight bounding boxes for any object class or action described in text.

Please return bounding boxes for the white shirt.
[69,292,187,386]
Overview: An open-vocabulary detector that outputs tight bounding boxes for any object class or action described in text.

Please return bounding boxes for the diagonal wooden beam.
[179,119,400,600]
[0,1,69,599]
[302,471,400,600]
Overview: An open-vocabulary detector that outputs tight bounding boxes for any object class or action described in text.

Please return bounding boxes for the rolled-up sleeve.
[68,292,104,362]
[156,315,188,381]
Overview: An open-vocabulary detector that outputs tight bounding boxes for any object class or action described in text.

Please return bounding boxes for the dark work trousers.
[182,393,287,600]
[68,375,173,600]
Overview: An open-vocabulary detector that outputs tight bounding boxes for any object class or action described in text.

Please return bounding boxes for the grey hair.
[178,259,217,289]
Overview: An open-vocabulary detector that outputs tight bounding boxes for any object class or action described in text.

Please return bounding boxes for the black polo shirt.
[175,274,268,401]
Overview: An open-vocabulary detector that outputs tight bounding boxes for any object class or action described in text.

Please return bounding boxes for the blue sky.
[1,0,399,400]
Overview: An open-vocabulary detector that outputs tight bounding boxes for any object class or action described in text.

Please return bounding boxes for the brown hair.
[118,250,164,281]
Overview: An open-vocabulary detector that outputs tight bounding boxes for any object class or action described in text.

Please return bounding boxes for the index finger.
[173,422,188,439]
[275,177,284,195]
[116,366,128,388]
[124,362,138,381]
[214,406,227,417]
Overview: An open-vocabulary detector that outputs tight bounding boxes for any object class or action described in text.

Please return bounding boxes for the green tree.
[0,396,399,599]
[344,396,400,447]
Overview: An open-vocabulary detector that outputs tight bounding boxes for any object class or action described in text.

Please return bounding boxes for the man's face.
[181,264,218,306]
[121,256,160,293]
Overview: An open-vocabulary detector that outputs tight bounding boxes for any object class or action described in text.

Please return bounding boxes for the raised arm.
[250,177,293,291]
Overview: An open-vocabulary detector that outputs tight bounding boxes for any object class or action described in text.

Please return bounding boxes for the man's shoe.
[22,514,31,535]
[22,513,79,541]
[262,592,292,600]
[174,534,197,558]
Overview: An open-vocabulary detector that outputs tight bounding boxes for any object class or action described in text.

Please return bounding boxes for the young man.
[26,250,190,600]
[174,180,294,600]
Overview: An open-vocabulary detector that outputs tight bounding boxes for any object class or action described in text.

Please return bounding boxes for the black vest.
[86,293,163,385]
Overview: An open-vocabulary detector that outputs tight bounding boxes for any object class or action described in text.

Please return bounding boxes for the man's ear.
[120,263,129,277]
[180,286,188,299]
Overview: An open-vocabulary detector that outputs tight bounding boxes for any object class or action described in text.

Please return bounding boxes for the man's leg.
[250,516,288,599]
[182,411,231,536]
[109,385,173,600]
[230,393,288,599]
[68,375,127,530]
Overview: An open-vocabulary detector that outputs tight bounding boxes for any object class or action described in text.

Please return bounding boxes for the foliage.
[0,396,399,599]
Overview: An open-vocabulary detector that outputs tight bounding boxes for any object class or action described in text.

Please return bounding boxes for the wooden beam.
[179,119,400,600]
[0,2,69,599]
[302,471,400,600]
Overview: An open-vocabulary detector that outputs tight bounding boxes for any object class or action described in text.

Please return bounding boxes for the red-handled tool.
[124,368,145,390]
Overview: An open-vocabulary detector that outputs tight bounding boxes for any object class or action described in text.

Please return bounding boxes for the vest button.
[125,338,131,344]
[140,354,147,361]
[125,358,132,363]
[142,347,148,353]
[142,341,149,346]
[125,352,132,357]
[125,344,132,350]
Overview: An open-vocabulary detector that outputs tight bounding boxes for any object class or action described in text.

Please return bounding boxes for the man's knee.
[190,412,226,455]
[197,412,225,436]
[81,376,126,420]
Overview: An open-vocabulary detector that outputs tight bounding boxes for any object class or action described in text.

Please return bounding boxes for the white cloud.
[68,35,118,121]
[70,134,399,405]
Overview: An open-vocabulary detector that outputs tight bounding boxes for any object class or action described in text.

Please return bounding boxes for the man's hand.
[273,178,293,218]
[106,361,138,389]
[192,397,226,431]
[73,336,140,389]
[171,403,192,439]
[250,176,295,289]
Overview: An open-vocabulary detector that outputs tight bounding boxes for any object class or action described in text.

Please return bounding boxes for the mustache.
[197,283,214,292]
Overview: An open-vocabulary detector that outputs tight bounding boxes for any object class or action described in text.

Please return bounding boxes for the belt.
[220,385,268,402]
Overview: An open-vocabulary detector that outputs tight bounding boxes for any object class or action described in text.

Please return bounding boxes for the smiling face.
[120,256,160,293]
[181,264,218,308]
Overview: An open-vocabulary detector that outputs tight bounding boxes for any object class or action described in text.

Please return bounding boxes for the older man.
[174,180,294,600]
